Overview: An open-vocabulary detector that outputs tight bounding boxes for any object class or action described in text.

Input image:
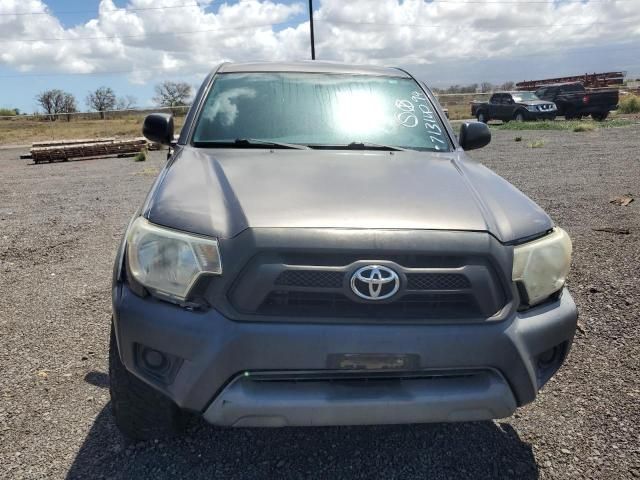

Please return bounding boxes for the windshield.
[192,73,450,151]
[512,92,540,102]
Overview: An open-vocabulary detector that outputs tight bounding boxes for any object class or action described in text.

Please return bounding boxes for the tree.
[116,95,137,110]
[86,86,116,119]
[480,82,494,93]
[500,81,515,91]
[464,83,478,94]
[36,89,77,120]
[61,93,77,122]
[153,81,192,113]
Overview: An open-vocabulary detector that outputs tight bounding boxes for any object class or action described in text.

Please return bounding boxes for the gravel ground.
[1,126,639,479]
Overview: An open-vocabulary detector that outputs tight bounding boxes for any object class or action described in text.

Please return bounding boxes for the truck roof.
[492,91,535,95]
[217,61,410,78]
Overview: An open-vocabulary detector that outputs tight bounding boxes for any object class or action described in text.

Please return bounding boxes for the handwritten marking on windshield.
[395,92,446,149]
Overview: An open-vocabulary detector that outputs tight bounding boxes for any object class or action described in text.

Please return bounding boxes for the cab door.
[493,94,510,120]
[502,94,517,119]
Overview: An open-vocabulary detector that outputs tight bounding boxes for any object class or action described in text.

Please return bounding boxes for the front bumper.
[523,110,557,121]
[204,370,516,426]
[573,105,611,115]
[112,283,578,427]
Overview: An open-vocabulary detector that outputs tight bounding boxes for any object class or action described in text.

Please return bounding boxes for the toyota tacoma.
[110,61,578,439]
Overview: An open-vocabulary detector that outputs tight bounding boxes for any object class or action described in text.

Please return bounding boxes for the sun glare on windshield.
[333,90,389,137]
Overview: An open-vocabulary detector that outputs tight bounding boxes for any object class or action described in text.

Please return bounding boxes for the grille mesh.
[275,270,470,291]
[275,270,345,288]
[406,273,470,290]
[258,291,480,319]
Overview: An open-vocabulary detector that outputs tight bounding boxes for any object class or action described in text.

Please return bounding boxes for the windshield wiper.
[307,141,408,151]
[193,138,309,150]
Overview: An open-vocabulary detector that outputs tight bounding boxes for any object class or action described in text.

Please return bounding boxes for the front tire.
[591,111,609,121]
[477,111,488,123]
[109,324,186,440]
[514,111,525,122]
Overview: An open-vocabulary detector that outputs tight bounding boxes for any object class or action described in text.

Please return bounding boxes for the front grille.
[227,250,507,322]
[258,291,480,319]
[275,270,344,288]
[406,273,470,290]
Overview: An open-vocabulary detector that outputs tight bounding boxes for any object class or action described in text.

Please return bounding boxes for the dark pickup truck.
[534,82,618,120]
[109,61,577,440]
[471,92,557,123]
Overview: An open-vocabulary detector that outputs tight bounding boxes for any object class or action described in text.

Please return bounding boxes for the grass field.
[0,115,185,145]
[492,118,635,131]
[442,103,473,120]
[1,110,636,146]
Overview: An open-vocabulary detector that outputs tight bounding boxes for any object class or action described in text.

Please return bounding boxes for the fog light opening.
[143,348,168,370]
[537,346,559,368]
[536,341,569,389]
[134,343,182,385]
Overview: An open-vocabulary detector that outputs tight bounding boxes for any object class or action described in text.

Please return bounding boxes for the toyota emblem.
[350,265,400,301]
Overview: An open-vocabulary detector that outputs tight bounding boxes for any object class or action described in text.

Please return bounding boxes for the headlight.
[126,217,222,302]
[526,105,538,112]
[512,228,572,306]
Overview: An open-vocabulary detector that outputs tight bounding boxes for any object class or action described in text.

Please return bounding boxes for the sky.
[1,0,639,113]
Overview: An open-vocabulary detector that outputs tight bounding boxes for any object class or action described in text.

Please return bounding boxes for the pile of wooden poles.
[30,137,149,164]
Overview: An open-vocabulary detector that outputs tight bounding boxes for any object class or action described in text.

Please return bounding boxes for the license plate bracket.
[327,353,419,370]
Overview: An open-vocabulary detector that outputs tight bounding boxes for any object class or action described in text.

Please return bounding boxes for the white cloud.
[311,0,640,65]
[0,0,307,77]
[0,0,639,82]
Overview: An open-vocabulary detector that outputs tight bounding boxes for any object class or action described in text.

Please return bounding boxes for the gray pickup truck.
[471,91,557,123]
[110,61,578,440]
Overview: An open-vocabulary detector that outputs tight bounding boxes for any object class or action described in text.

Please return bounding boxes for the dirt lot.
[1,125,639,479]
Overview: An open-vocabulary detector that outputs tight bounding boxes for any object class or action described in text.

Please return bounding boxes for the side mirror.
[143,113,174,145]
[459,122,491,151]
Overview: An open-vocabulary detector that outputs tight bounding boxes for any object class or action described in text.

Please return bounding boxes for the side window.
[490,94,499,104]
[536,88,547,98]
[505,94,514,104]
[560,84,581,94]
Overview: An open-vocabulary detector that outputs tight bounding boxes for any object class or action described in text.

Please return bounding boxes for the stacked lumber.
[516,71,625,90]
[32,138,115,148]
[31,138,147,164]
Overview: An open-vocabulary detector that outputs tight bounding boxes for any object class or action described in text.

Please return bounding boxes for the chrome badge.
[350,265,400,301]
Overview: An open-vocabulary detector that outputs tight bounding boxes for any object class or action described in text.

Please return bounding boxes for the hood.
[145,147,552,243]
[518,99,555,106]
